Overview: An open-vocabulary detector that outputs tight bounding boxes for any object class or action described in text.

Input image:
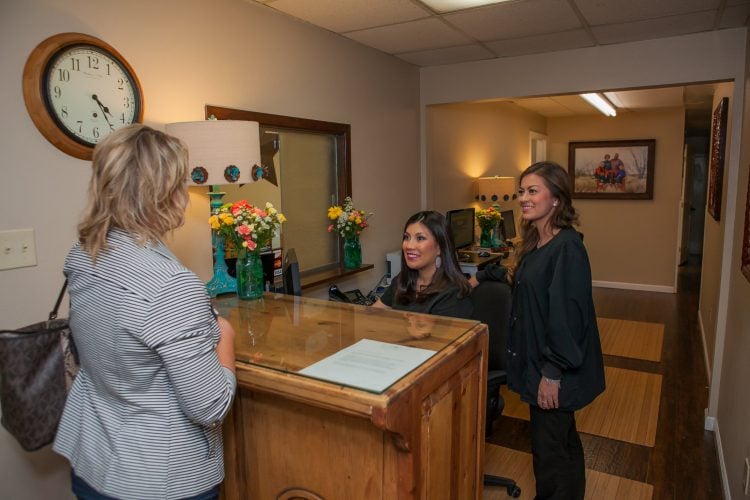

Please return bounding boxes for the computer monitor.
[283,248,302,296]
[500,210,517,241]
[446,208,475,250]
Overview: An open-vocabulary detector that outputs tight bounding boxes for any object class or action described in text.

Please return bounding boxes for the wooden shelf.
[300,263,374,290]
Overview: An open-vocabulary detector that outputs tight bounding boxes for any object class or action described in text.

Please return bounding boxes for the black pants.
[529,405,585,500]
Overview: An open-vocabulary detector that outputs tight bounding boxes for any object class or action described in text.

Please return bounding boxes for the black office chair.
[470,280,522,498]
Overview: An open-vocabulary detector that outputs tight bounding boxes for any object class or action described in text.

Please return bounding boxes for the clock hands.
[92,94,114,130]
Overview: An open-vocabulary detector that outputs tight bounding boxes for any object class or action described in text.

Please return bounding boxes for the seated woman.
[372,211,472,319]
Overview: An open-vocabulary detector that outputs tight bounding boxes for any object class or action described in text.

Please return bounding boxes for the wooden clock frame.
[22,32,144,161]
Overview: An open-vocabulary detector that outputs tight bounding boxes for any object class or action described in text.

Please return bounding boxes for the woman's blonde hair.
[78,124,189,260]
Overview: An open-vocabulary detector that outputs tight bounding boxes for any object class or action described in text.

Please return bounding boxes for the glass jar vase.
[479,226,493,248]
[343,236,362,269]
[235,248,264,300]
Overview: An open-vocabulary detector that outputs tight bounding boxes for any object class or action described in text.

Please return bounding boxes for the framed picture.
[708,97,729,221]
[568,139,655,199]
[742,168,750,283]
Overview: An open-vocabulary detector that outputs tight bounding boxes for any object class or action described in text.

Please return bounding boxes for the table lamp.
[474,175,517,205]
[165,119,261,297]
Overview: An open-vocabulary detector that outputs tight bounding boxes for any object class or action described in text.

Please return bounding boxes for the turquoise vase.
[479,227,493,248]
[343,236,362,269]
[492,226,502,247]
[235,248,264,300]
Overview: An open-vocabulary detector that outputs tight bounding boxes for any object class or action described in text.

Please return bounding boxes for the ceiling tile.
[261,0,431,33]
[396,43,495,66]
[485,29,594,57]
[445,0,581,41]
[718,5,750,28]
[345,17,472,53]
[575,0,721,25]
[592,11,716,45]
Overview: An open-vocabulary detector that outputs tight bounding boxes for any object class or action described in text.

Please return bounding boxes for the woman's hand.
[468,275,480,288]
[537,377,560,410]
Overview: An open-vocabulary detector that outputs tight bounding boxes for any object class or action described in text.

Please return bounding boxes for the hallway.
[485,258,723,498]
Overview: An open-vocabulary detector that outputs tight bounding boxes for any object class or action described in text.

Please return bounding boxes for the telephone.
[328,284,369,305]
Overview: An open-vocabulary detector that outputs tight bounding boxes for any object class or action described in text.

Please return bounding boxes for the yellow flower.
[327,206,343,220]
[279,214,287,223]
[219,213,234,225]
[208,215,220,230]
[355,217,362,224]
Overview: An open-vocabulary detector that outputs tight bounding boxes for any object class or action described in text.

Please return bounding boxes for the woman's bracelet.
[542,376,561,386]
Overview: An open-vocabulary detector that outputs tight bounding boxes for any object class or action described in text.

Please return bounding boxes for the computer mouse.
[479,250,491,258]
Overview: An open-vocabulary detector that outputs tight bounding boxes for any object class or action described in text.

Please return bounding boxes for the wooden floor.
[484,257,723,499]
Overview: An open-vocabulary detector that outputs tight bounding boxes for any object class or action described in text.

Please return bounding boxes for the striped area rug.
[483,444,653,500]
[598,317,664,362]
[500,366,662,447]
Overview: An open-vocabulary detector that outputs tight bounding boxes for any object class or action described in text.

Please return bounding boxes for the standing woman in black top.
[373,211,472,319]
[471,162,605,499]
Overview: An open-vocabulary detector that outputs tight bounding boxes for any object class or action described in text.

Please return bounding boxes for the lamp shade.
[165,120,260,186]
[474,176,517,204]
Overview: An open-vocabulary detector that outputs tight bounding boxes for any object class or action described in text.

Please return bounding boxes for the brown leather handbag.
[0,281,79,451]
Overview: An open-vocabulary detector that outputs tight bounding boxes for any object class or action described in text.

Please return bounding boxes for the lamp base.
[206,229,237,298]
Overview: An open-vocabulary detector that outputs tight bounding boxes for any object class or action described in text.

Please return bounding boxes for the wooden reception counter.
[214,293,488,499]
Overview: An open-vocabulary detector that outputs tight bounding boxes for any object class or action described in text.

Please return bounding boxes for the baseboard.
[592,280,676,293]
[712,418,731,499]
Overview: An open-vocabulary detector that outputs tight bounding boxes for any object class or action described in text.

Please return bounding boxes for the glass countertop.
[213,293,480,393]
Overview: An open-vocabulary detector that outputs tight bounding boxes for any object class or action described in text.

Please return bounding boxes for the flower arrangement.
[476,206,503,231]
[209,200,286,252]
[326,197,373,240]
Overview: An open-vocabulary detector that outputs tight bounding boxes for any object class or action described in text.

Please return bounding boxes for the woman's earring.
[553,201,558,207]
[435,255,442,269]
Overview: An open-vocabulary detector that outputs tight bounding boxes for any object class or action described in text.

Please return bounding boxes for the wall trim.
[698,310,712,385]
[592,280,675,293]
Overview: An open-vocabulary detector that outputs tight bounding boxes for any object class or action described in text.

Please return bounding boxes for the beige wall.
[0,0,419,497]
[700,83,735,369]
[426,101,546,215]
[547,109,685,290]
[716,36,750,499]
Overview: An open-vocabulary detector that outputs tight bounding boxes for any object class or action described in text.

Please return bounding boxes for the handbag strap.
[49,280,68,321]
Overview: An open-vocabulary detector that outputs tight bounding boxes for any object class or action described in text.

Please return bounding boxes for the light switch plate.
[0,229,37,270]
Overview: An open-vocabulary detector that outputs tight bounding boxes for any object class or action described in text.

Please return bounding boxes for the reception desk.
[214,293,488,499]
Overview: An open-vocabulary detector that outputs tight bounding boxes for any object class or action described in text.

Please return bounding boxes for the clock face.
[43,44,141,147]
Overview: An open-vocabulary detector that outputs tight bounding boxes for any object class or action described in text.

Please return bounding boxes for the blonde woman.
[53,125,236,500]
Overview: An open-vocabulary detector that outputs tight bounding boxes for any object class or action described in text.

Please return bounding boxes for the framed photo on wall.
[742,168,750,283]
[707,97,729,221]
[568,139,655,199]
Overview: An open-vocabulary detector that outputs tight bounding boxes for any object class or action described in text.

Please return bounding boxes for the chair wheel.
[507,485,521,497]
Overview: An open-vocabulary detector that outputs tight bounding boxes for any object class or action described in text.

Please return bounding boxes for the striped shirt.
[53,229,236,499]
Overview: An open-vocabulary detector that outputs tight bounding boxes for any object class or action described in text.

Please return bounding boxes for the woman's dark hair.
[513,161,579,273]
[394,211,471,304]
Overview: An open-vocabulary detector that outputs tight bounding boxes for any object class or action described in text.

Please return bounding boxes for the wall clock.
[22,32,144,160]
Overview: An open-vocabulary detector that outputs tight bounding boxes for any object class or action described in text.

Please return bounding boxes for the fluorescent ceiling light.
[581,93,617,117]
[421,0,514,14]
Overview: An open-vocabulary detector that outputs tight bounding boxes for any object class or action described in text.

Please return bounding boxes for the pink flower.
[246,239,257,251]
[327,225,334,233]
[237,224,251,235]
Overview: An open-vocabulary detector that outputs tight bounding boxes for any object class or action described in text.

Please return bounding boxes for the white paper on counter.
[298,339,436,393]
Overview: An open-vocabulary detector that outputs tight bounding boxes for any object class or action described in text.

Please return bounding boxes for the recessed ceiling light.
[421,0,514,14]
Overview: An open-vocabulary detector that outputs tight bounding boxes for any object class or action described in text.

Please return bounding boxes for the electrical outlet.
[744,457,750,496]
[0,229,37,270]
